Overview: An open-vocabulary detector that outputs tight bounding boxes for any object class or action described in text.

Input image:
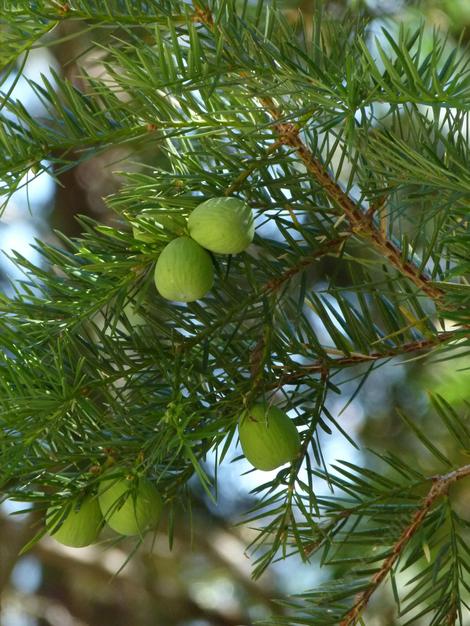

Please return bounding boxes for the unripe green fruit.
[188,197,254,254]
[238,403,301,471]
[154,236,214,302]
[47,496,103,548]
[98,474,163,536]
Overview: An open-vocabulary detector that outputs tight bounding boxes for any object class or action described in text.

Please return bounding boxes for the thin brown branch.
[276,329,464,384]
[243,236,347,399]
[193,0,444,304]
[192,2,214,26]
[365,195,386,221]
[446,599,458,625]
[257,98,444,302]
[339,464,470,626]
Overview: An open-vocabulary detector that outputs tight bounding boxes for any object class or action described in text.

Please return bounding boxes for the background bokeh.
[1,1,469,625]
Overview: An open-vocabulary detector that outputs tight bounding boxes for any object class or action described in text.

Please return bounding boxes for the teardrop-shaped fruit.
[47,496,103,548]
[154,236,214,302]
[238,403,301,471]
[98,473,163,536]
[188,197,254,254]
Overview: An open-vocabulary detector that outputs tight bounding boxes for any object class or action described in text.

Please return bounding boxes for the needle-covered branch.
[258,101,445,303]
[275,328,466,384]
[340,463,470,625]
[1,2,469,624]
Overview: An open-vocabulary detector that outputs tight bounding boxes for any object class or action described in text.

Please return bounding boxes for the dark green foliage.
[0,1,469,624]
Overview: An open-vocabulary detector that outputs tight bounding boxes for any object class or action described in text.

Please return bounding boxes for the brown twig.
[193,0,445,305]
[257,101,444,302]
[275,330,464,384]
[192,2,214,26]
[365,194,386,221]
[339,464,470,626]
[190,13,466,622]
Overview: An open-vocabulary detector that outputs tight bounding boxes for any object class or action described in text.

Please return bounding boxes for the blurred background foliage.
[0,0,469,625]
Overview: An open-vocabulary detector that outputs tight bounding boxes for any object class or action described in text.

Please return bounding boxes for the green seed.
[154,236,214,302]
[47,496,103,548]
[98,474,163,536]
[238,403,301,471]
[188,197,254,254]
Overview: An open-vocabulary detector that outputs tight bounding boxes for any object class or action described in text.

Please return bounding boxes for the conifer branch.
[192,4,444,302]
[276,329,464,383]
[257,100,445,303]
[192,2,214,27]
[263,236,348,294]
[2,3,469,622]
[178,236,346,353]
[9,3,192,25]
[224,140,284,196]
[339,463,470,626]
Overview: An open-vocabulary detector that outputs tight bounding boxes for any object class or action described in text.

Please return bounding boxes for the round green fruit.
[238,403,301,471]
[187,197,254,254]
[98,474,163,536]
[47,496,103,548]
[154,236,214,302]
